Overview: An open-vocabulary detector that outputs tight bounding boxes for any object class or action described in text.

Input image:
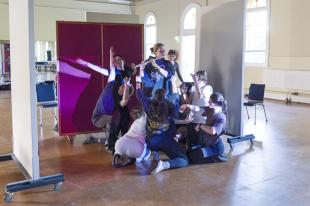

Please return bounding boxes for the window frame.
[144,12,157,59]
[180,3,200,81]
[244,0,270,67]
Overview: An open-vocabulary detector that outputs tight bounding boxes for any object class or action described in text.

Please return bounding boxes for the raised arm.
[76,58,109,76]
[136,81,150,112]
[120,78,132,107]
[175,63,184,83]
[110,46,114,69]
[191,73,201,100]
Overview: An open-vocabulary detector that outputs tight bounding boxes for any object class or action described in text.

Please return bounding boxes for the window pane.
[181,35,195,81]
[146,15,156,25]
[146,26,156,44]
[246,25,267,38]
[247,0,266,9]
[245,9,267,64]
[246,10,267,26]
[245,52,266,64]
[183,7,197,30]
[35,41,56,62]
[246,37,266,50]
[145,43,154,58]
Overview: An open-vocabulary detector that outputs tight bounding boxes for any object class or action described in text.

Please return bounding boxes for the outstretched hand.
[179,104,187,113]
[123,77,131,85]
[150,59,159,69]
[76,58,88,66]
[110,46,114,55]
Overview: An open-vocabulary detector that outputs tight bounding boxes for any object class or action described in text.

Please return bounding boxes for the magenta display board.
[57,22,143,135]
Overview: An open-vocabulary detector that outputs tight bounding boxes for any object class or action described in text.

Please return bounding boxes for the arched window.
[245,0,269,65]
[180,4,200,81]
[144,12,157,59]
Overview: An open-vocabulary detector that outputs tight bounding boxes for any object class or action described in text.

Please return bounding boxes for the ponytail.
[210,92,227,114]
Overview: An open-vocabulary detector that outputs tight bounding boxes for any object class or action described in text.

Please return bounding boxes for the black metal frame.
[2,153,64,203]
[226,134,255,149]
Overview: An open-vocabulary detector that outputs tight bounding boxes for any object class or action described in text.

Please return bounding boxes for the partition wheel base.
[1,154,64,203]
[226,134,255,149]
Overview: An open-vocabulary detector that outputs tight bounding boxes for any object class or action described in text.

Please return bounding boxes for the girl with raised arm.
[136,79,188,175]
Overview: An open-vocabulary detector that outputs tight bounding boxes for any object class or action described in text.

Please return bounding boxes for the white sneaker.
[151,160,170,175]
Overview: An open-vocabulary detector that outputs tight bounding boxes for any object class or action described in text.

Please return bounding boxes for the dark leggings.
[146,124,188,169]
[187,122,204,147]
[108,108,130,151]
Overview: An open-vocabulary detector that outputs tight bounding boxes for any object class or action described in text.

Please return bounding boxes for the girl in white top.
[185,70,213,147]
[191,70,213,124]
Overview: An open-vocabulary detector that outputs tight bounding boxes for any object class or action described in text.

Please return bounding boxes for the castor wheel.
[54,182,63,192]
[4,192,13,203]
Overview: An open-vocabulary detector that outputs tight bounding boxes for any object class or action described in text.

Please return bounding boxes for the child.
[180,92,228,163]
[112,107,151,168]
[136,80,188,175]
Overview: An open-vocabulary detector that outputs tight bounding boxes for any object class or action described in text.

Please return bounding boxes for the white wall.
[0,0,133,41]
[86,12,139,24]
[209,0,310,103]
[34,6,85,41]
[0,4,9,40]
[134,0,207,57]
[245,0,310,103]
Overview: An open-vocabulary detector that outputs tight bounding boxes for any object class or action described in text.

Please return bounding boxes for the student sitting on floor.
[180,92,228,163]
[136,80,189,175]
[112,107,151,168]
[174,82,194,143]
[186,71,213,148]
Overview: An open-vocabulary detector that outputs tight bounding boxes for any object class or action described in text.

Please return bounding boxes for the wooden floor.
[1,90,310,206]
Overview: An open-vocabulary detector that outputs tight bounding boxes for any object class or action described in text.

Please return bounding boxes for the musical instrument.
[135,57,164,68]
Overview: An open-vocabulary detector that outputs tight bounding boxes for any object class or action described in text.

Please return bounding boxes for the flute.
[135,57,164,68]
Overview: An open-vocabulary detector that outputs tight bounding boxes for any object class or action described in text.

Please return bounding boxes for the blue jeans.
[201,139,224,156]
[188,139,224,164]
[146,124,188,169]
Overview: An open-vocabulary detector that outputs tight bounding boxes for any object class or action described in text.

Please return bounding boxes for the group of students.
[84,42,228,175]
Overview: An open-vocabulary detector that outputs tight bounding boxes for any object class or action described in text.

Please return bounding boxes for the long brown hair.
[149,89,171,122]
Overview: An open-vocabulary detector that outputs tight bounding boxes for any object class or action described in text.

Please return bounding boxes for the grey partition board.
[196,0,245,136]
[86,12,139,24]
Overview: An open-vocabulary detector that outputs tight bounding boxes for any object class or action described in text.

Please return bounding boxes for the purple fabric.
[57,22,143,135]
[57,23,103,134]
